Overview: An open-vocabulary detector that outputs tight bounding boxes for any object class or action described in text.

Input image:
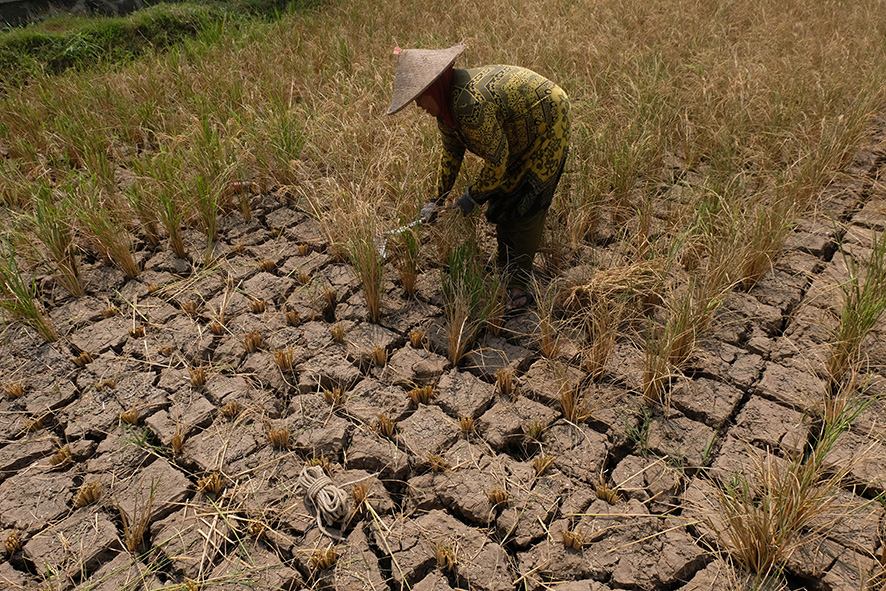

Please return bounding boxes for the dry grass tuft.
[258,259,276,273]
[310,546,338,571]
[595,481,620,505]
[249,299,266,313]
[129,325,145,338]
[370,345,387,367]
[180,300,200,317]
[298,244,310,256]
[323,387,345,407]
[48,445,72,468]
[120,405,139,425]
[95,378,116,390]
[197,472,226,496]
[72,351,94,367]
[523,420,547,442]
[285,309,301,326]
[273,348,295,373]
[435,542,458,573]
[3,383,24,399]
[171,422,185,456]
[495,368,515,398]
[408,384,434,405]
[267,427,290,450]
[560,386,591,423]
[352,482,371,514]
[533,454,556,477]
[487,487,509,506]
[208,321,225,335]
[562,528,585,550]
[243,330,262,353]
[306,456,332,473]
[428,454,449,473]
[73,481,101,508]
[189,367,207,388]
[409,329,424,349]
[297,270,312,286]
[101,306,120,318]
[376,414,396,439]
[458,416,475,435]
[117,481,156,553]
[248,520,266,538]
[221,401,241,419]
[4,530,21,555]
[330,323,346,343]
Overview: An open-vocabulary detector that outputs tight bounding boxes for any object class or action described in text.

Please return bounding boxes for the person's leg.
[496,207,549,304]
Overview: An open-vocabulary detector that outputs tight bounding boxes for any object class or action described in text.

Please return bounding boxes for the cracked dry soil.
[2,121,886,591]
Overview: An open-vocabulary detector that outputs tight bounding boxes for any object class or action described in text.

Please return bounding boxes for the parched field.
[1,1,886,590]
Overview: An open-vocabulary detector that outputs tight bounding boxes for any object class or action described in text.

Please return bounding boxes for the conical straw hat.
[386,43,465,115]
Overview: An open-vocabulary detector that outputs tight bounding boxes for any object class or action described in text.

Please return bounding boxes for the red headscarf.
[423,66,455,127]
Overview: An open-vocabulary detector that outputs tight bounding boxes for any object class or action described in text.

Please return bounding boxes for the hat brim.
[386,43,465,115]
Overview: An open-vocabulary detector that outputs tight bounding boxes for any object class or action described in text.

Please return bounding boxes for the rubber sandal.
[505,288,533,311]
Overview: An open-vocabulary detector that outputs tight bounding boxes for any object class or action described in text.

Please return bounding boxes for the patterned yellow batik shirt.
[435,65,571,223]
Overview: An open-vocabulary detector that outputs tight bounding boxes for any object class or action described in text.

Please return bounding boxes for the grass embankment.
[0,0,315,88]
[1,0,886,585]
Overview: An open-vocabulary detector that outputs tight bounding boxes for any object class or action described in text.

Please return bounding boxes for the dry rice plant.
[117,480,157,553]
[285,309,301,326]
[533,454,555,476]
[189,367,207,388]
[221,401,241,418]
[435,542,458,573]
[523,420,547,442]
[370,345,387,367]
[562,528,585,550]
[323,387,345,407]
[4,531,20,555]
[20,187,84,296]
[267,427,290,450]
[441,238,503,365]
[428,454,449,472]
[73,482,101,508]
[409,329,424,349]
[487,487,509,506]
[197,472,226,496]
[408,385,434,405]
[376,414,396,439]
[495,368,515,398]
[243,330,262,353]
[310,546,338,571]
[274,348,295,373]
[560,385,591,424]
[258,259,276,273]
[343,201,385,323]
[330,324,345,343]
[458,416,475,434]
[48,445,72,468]
[0,238,58,342]
[3,383,24,399]
[120,405,139,425]
[826,232,886,388]
[170,422,185,456]
[711,409,870,585]
[249,299,266,313]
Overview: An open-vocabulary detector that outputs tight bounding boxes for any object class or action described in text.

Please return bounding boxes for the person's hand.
[419,202,440,223]
[452,188,478,216]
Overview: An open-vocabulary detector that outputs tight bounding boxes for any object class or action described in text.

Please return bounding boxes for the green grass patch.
[0,0,316,89]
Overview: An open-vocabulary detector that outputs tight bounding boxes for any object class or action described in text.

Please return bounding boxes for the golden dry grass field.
[1,0,886,590]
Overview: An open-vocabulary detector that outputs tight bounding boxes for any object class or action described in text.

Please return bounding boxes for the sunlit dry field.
[1,0,886,589]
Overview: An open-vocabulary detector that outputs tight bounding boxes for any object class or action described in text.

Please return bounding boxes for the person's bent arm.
[435,123,466,204]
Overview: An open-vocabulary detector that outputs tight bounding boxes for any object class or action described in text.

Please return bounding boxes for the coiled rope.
[297,465,351,540]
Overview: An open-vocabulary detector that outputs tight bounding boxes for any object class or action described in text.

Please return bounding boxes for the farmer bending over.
[386,43,571,310]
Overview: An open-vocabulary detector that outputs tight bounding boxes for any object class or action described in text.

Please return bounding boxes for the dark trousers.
[496,207,549,289]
